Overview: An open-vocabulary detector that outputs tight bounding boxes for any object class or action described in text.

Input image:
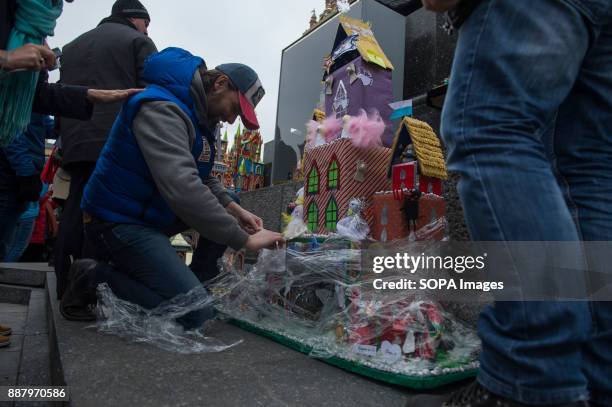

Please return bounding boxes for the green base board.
[228,318,478,389]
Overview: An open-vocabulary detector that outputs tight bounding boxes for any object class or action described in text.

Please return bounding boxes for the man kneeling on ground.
[60,47,282,329]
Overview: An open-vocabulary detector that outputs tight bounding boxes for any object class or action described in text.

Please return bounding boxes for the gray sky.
[49,0,325,147]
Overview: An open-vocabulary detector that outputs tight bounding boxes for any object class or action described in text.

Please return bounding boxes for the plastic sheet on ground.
[93,282,243,354]
[211,218,481,387]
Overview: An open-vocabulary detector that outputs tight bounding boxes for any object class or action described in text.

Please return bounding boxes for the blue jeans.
[189,190,241,283]
[4,217,35,262]
[0,191,26,261]
[84,220,214,330]
[442,0,612,405]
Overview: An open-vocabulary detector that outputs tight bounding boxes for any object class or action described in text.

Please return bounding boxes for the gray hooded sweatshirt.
[131,70,249,251]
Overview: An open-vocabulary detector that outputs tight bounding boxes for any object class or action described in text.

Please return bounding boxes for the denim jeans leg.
[552,20,612,406]
[87,222,214,330]
[4,218,35,262]
[189,190,240,283]
[189,189,239,283]
[190,236,227,283]
[441,0,600,403]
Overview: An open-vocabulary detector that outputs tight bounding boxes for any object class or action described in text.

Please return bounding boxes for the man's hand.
[86,88,143,104]
[246,229,284,251]
[227,202,263,234]
[1,44,56,72]
[421,0,459,12]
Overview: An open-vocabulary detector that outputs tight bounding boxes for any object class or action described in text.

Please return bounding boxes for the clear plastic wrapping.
[92,217,480,380]
[93,282,242,354]
[213,225,481,378]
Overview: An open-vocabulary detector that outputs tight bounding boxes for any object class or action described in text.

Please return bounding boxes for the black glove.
[16,175,43,202]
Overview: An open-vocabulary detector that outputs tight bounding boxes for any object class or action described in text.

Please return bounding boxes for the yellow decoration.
[338,16,394,70]
[366,50,387,69]
[312,108,326,123]
[393,117,448,180]
[281,212,292,232]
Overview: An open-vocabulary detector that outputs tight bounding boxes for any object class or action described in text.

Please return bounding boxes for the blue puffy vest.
[81,47,216,229]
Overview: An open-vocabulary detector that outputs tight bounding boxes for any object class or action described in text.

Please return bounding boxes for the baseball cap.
[216,63,265,130]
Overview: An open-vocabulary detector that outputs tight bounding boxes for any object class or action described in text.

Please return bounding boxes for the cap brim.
[239,93,260,130]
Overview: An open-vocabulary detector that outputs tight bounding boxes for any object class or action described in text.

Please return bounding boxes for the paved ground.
[0,303,27,387]
[47,273,465,407]
[0,264,467,407]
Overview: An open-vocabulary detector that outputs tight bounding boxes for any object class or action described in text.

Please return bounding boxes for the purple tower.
[323,16,395,146]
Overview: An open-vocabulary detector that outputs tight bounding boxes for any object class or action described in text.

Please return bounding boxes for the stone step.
[0,283,31,305]
[0,267,56,406]
[0,302,28,388]
[0,282,53,407]
[0,263,50,288]
[45,272,461,406]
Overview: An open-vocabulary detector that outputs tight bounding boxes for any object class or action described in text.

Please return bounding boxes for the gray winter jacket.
[59,18,157,167]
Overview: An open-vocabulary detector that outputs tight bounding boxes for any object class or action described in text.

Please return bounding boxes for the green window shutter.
[307,202,319,232]
[325,198,338,231]
[327,160,339,190]
[308,167,319,194]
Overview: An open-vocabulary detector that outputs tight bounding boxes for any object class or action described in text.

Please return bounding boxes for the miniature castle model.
[301,16,448,241]
[211,128,231,186]
[215,15,480,386]
[232,126,264,192]
[212,124,265,192]
[302,16,396,234]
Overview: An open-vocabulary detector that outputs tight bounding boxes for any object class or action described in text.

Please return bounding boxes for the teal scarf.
[0,0,63,147]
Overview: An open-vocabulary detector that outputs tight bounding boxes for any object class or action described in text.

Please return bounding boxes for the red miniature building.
[371,192,446,241]
[387,117,448,199]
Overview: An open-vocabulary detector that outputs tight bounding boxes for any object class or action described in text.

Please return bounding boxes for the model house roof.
[328,15,394,73]
[389,117,448,180]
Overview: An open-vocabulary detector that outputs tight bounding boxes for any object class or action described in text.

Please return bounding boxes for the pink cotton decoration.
[348,109,385,149]
[305,120,319,147]
[322,117,343,143]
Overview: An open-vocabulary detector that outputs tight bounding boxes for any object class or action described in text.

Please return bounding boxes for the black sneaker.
[60,259,99,322]
[408,380,590,407]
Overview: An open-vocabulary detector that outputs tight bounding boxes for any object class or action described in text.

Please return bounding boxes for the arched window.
[327,159,339,190]
[325,198,338,231]
[307,166,319,195]
[307,202,319,232]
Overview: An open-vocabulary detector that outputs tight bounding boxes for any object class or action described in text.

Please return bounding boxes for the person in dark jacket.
[0,0,144,147]
[53,0,157,300]
[60,47,282,328]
